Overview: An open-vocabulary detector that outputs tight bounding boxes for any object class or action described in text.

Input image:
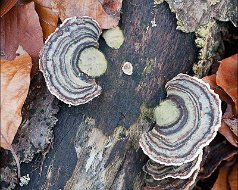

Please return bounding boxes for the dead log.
[19,0,197,189]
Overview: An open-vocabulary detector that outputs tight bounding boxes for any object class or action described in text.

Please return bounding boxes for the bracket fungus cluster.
[39,17,108,105]
[140,73,222,189]
[143,153,203,180]
[145,168,200,190]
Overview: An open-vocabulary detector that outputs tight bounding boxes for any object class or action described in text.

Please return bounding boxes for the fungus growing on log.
[140,73,222,165]
[145,168,199,190]
[102,26,125,49]
[39,17,108,105]
[122,62,133,75]
[143,153,203,180]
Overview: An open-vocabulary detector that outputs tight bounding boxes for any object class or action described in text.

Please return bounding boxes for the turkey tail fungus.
[39,17,108,105]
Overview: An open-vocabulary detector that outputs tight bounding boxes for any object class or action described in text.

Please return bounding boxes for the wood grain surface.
[18,0,197,189]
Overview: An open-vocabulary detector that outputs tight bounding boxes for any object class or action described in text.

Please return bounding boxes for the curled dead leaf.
[34,0,59,39]
[53,0,123,29]
[228,162,238,190]
[219,121,238,147]
[0,0,17,17]
[212,159,238,190]
[202,55,238,147]
[0,48,32,150]
[0,1,43,76]
[216,54,238,114]
[220,104,237,147]
[202,74,232,104]
[199,138,237,179]
[223,103,235,119]
[223,118,238,137]
[212,165,230,190]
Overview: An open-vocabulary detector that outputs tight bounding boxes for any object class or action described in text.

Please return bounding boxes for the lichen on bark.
[154,0,237,77]
[154,0,238,32]
[193,21,224,77]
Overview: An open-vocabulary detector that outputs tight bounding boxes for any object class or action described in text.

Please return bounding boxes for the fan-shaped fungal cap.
[143,152,203,180]
[145,168,199,190]
[139,73,222,165]
[39,17,107,105]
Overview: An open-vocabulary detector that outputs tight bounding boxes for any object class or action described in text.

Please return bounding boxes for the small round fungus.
[102,26,125,49]
[39,17,107,105]
[139,73,222,165]
[122,62,133,75]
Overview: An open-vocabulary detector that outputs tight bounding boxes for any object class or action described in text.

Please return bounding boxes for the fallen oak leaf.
[216,54,238,115]
[0,1,43,77]
[0,47,31,178]
[0,47,32,150]
[53,0,123,29]
[34,0,59,40]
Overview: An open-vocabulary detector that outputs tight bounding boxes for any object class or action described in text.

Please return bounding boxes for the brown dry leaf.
[0,1,43,76]
[223,103,235,119]
[212,165,230,190]
[199,139,237,179]
[0,0,17,17]
[202,62,238,147]
[228,163,238,190]
[220,103,238,147]
[0,48,32,150]
[216,54,238,114]
[34,0,59,39]
[202,74,232,104]
[223,118,238,137]
[219,121,238,147]
[53,0,123,29]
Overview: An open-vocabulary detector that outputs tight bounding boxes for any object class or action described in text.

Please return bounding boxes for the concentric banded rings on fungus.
[39,17,103,105]
[143,152,203,180]
[139,74,222,166]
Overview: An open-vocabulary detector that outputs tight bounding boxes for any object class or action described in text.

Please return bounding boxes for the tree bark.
[19,0,197,189]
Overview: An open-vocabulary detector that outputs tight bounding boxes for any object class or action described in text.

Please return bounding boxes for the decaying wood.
[19,0,197,189]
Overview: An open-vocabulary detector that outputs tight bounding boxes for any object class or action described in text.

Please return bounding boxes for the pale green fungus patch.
[78,47,108,77]
[102,26,125,49]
